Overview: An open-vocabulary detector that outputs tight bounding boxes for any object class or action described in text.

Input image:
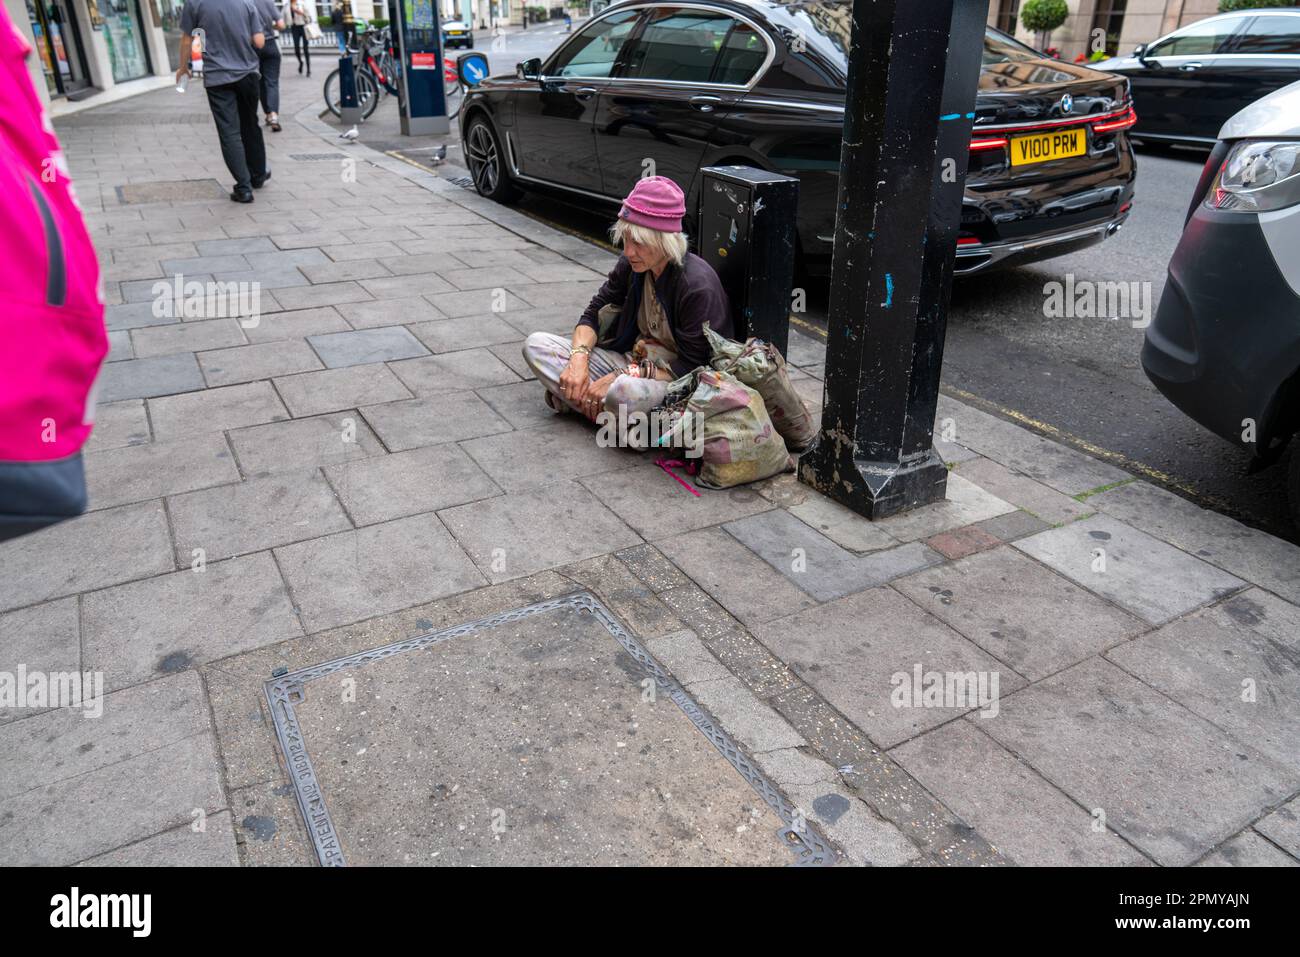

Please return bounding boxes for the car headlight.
[1204,140,1300,213]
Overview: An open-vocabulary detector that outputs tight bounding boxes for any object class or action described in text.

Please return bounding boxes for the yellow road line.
[787,311,1231,511]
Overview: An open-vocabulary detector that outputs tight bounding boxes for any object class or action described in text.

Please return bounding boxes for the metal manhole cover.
[289,153,348,161]
[116,179,228,204]
[265,591,833,866]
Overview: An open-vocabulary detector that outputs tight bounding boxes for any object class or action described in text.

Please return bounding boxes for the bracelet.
[571,345,591,358]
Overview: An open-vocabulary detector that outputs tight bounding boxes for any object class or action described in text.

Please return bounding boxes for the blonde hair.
[610,219,689,268]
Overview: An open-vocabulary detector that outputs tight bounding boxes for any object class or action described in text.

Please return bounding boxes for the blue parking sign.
[458,52,489,88]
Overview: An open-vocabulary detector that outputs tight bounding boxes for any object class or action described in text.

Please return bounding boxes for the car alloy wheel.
[464,118,519,202]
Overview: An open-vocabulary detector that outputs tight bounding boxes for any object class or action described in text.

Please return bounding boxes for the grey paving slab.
[644,629,733,685]
[894,547,1146,681]
[407,313,528,353]
[475,380,556,430]
[440,480,643,583]
[82,552,301,691]
[1106,588,1300,773]
[487,340,536,380]
[1089,480,1300,604]
[425,287,531,318]
[211,266,311,290]
[273,363,413,418]
[686,675,806,754]
[85,400,150,453]
[936,394,1131,497]
[0,669,209,801]
[513,260,607,283]
[148,380,289,439]
[556,555,684,639]
[241,306,351,342]
[616,543,695,594]
[99,352,206,402]
[196,237,279,256]
[131,317,250,358]
[272,230,349,250]
[228,412,386,476]
[324,443,502,526]
[891,718,1150,865]
[496,305,585,338]
[360,392,514,451]
[0,727,225,866]
[168,469,353,563]
[1196,830,1298,866]
[273,512,487,633]
[580,462,774,542]
[784,329,826,371]
[104,301,181,332]
[0,598,79,725]
[198,338,324,387]
[389,347,521,397]
[228,779,318,866]
[974,509,1053,543]
[79,811,240,866]
[724,508,943,601]
[750,586,1023,749]
[336,295,444,329]
[750,746,919,866]
[282,601,794,865]
[460,419,638,493]
[85,432,240,510]
[0,501,174,611]
[106,329,133,362]
[119,273,213,303]
[1013,514,1246,625]
[321,240,407,261]
[272,280,374,311]
[159,253,251,275]
[510,279,601,309]
[869,473,1017,543]
[441,265,533,290]
[955,456,1093,525]
[657,526,818,628]
[307,326,430,368]
[1255,795,1300,858]
[357,272,457,300]
[788,491,901,553]
[981,657,1297,866]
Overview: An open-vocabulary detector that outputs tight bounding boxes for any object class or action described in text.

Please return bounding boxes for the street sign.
[457,51,488,87]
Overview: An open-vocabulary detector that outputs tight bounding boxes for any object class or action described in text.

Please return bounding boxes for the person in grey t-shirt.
[177,0,268,201]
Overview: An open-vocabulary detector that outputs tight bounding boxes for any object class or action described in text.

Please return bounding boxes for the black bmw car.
[458,0,1137,276]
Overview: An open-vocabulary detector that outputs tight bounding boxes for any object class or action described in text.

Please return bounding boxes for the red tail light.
[1092,107,1137,134]
[969,137,1008,152]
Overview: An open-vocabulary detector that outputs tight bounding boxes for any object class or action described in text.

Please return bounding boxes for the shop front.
[97,0,151,82]
[24,0,91,97]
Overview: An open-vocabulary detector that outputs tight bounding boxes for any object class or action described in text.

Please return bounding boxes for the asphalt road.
[393,26,1299,543]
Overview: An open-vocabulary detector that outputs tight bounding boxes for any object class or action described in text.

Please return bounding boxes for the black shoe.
[298,62,303,74]
[250,170,271,189]
[231,188,254,203]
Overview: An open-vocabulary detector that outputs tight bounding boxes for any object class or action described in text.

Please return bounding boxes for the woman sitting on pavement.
[522,176,733,433]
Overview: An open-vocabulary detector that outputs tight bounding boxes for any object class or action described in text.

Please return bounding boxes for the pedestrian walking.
[289,0,312,76]
[176,0,269,202]
[254,0,285,131]
[332,0,355,52]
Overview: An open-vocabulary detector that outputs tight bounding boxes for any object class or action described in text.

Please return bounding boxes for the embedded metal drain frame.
[264,590,836,867]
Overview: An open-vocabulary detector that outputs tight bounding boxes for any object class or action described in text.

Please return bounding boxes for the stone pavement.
[2,76,1299,867]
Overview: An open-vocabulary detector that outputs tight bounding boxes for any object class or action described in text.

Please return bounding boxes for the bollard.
[698,166,799,359]
[337,54,364,126]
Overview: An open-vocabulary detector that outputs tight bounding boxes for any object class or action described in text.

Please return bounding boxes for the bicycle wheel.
[358,70,380,119]
[445,81,464,119]
[323,68,342,117]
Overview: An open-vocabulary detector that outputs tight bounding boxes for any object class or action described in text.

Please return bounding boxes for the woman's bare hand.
[582,372,618,421]
[559,354,590,407]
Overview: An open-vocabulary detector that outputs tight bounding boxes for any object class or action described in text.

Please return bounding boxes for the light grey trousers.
[522,332,671,417]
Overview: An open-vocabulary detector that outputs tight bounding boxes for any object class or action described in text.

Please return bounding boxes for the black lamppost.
[799,0,985,519]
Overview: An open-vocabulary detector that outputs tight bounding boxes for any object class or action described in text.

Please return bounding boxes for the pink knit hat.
[619,176,686,233]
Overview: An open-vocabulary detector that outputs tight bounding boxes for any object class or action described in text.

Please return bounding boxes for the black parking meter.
[698,166,799,359]
[394,0,449,134]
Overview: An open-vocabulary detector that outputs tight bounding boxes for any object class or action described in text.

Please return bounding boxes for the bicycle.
[323,26,400,120]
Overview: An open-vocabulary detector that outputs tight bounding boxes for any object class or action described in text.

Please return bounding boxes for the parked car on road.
[458,0,1138,276]
[443,19,474,48]
[1142,79,1300,524]
[1095,7,1300,147]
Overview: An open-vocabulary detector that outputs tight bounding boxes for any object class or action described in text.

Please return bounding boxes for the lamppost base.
[798,441,948,520]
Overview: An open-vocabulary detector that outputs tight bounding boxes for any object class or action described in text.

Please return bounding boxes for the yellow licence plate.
[1010,128,1086,166]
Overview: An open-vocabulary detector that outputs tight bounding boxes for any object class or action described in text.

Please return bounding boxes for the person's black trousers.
[291,24,311,74]
[259,40,282,115]
[205,73,267,192]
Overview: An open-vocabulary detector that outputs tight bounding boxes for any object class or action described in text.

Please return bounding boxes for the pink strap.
[654,457,700,497]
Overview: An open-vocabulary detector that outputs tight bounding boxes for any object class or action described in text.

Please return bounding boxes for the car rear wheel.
[464,115,521,204]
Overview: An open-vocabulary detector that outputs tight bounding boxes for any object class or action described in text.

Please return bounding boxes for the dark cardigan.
[577,252,733,378]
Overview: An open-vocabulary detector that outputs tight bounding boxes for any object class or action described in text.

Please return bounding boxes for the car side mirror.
[517,58,542,81]
[1133,43,1149,63]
